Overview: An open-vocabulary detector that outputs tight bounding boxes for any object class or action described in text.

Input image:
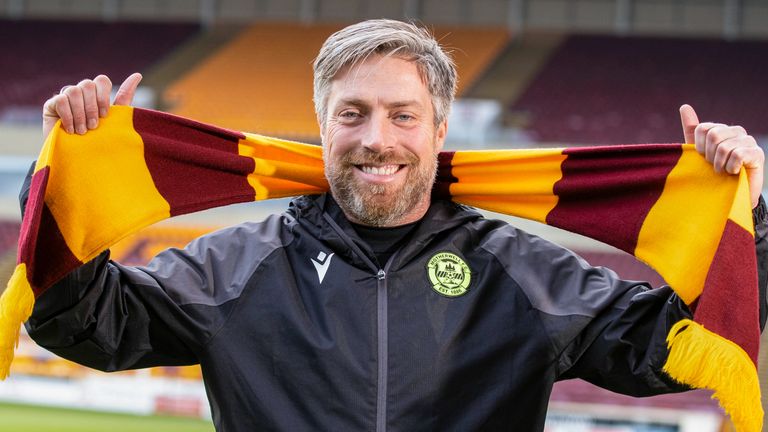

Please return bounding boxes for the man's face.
[321,55,447,227]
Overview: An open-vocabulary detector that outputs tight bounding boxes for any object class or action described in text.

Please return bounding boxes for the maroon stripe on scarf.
[18,167,82,297]
[433,151,457,200]
[694,219,760,365]
[546,144,682,254]
[133,108,257,216]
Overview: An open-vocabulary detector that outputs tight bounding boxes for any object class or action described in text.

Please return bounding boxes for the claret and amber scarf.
[1,106,762,431]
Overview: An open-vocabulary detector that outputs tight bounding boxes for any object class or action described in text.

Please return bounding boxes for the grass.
[0,402,215,432]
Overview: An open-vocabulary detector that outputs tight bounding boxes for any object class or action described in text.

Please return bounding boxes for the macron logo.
[311,251,334,284]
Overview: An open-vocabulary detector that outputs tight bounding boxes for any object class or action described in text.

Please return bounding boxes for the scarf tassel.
[664,319,763,432]
[0,264,34,379]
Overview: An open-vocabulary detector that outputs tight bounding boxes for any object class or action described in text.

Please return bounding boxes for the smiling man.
[318,35,450,227]
[25,19,768,431]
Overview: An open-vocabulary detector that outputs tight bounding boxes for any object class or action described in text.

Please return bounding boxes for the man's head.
[313,19,457,227]
[314,19,457,128]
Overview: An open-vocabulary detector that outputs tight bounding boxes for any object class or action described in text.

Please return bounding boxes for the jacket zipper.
[320,212,395,432]
[376,268,388,432]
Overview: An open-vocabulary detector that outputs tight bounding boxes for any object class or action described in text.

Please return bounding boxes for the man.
[26,19,767,431]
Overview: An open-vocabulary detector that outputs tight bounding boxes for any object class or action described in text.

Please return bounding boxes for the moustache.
[340,148,419,166]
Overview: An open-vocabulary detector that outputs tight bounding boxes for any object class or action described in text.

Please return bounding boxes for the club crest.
[426,252,471,297]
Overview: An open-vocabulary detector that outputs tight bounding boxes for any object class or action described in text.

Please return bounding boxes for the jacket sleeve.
[556,195,768,395]
[18,164,257,372]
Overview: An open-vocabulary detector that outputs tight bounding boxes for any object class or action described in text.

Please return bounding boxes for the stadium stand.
[508,34,768,145]
[163,22,509,140]
[0,220,19,253]
[551,379,721,412]
[0,19,199,122]
[110,225,214,266]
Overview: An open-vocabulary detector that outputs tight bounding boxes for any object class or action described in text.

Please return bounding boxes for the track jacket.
[24,193,768,432]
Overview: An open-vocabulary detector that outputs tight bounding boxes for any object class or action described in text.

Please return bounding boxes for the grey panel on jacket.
[123,214,292,307]
[479,223,639,319]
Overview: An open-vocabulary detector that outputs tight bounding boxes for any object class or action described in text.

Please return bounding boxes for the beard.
[325,146,438,227]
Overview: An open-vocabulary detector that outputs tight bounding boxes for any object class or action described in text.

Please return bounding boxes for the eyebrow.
[336,98,425,111]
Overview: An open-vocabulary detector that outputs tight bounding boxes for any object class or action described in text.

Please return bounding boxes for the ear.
[434,120,448,152]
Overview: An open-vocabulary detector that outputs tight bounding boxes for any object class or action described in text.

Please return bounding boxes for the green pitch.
[0,402,215,432]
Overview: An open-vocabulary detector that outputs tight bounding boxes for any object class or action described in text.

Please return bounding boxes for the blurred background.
[0,0,767,431]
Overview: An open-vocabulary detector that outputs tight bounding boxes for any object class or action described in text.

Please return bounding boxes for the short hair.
[313,19,457,128]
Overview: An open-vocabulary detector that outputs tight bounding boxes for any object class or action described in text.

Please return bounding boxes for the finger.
[63,85,88,134]
[78,79,99,130]
[93,75,112,117]
[113,72,143,106]
[725,143,765,207]
[706,125,746,164]
[44,95,74,134]
[694,122,720,157]
[712,139,737,174]
[679,104,699,144]
[723,141,761,175]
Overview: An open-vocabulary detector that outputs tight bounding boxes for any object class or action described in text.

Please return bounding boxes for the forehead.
[328,55,431,106]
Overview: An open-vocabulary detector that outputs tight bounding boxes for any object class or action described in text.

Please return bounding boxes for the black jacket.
[24,192,768,432]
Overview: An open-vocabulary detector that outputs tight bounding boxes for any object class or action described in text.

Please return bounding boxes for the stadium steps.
[162,22,510,141]
[435,26,512,97]
[0,19,198,117]
[463,32,565,127]
[163,22,339,141]
[507,34,768,145]
[142,24,249,112]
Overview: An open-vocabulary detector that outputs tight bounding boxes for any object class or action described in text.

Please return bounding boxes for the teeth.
[361,165,398,176]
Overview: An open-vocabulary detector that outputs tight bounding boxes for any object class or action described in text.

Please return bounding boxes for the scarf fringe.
[664,319,763,432]
[0,264,34,379]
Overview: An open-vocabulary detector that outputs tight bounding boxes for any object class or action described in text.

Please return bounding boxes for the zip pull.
[377,269,386,280]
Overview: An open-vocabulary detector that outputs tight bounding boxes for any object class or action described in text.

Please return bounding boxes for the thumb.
[113,72,143,106]
[679,104,699,145]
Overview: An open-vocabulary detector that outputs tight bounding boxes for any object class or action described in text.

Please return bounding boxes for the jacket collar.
[288,193,482,271]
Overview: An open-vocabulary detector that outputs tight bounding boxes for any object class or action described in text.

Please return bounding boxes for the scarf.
[1,106,761,431]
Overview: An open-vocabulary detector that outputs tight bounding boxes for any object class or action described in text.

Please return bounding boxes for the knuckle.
[54,96,69,110]
[729,146,746,159]
[715,142,733,157]
[79,80,96,92]
[94,74,111,85]
[707,128,725,145]
[64,85,82,98]
[44,95,59,108]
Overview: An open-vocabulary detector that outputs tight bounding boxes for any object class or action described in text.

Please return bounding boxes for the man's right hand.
[42,72,142,138]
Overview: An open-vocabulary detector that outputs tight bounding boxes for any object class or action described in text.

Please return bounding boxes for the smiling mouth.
[357,164,404,176]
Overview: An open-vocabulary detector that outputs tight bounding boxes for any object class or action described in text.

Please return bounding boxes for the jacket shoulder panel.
[477,221,633,319]
[132,213,292,307]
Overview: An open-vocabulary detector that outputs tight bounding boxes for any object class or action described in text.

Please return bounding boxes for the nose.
[361,114,394,153]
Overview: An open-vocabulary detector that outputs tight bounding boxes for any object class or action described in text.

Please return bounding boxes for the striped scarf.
[1,106,761,431]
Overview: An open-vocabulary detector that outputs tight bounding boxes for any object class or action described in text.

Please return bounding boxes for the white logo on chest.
[311,251,334,284]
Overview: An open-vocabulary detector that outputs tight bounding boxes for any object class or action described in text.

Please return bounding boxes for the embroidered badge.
[426,252,471,297]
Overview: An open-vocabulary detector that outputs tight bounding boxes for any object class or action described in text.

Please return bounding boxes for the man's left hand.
[680,104,764,208]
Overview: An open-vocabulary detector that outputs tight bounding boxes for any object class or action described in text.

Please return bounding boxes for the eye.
[395,113,414,122]
[340,110,361,119]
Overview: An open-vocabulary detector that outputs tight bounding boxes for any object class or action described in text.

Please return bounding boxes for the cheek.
[401,126,439,157]
[323,123,352,160]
